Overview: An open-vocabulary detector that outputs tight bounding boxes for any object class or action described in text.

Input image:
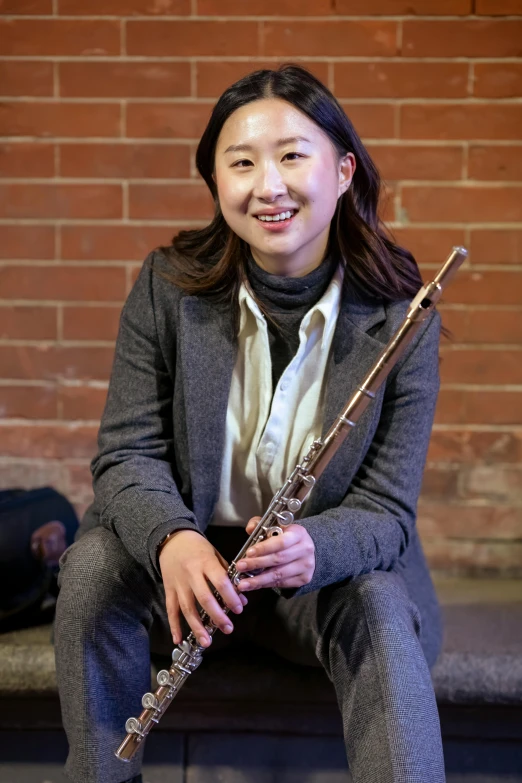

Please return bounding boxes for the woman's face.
[213,98,355,277]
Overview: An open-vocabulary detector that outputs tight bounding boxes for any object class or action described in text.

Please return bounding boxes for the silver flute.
[116,246,467,762]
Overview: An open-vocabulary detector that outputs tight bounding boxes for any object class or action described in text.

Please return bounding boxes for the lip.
[253,212,297,231]
[253,208,299,217]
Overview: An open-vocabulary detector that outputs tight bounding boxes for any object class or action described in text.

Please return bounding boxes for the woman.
[55,64,445,783]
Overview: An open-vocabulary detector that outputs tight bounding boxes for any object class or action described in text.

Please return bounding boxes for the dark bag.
[0,486,79,631]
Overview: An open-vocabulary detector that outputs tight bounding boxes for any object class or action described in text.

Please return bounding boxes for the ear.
[338,152,356,198]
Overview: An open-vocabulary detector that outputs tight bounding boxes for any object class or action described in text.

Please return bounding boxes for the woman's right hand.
[158,529,247,648]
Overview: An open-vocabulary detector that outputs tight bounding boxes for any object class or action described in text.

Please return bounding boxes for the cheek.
[293,164,339,215]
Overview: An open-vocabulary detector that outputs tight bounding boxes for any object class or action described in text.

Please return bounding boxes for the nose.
[252,160,287,202]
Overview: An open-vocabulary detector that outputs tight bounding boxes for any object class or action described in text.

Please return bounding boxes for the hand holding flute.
[158,518,315,648]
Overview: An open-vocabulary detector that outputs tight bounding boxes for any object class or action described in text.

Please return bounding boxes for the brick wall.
[1,0,521,575]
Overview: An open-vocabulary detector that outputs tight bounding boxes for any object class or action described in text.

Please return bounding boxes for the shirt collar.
[239,262,344,351]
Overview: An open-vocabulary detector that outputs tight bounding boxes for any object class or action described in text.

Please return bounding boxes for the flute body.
[116,246,467,762]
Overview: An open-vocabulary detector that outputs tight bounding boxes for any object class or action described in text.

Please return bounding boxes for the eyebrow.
[223,136,312,154]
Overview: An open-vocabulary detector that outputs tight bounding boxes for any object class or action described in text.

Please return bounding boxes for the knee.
[319,570,421,644]
[56,527,146,628]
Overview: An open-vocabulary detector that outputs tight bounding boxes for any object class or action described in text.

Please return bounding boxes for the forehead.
[216,98,327,150]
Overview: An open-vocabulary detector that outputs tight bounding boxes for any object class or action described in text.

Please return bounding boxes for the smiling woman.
[54,64,446,783]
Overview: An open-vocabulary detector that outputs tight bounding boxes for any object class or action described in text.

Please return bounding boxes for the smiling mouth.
[254,209,298,223]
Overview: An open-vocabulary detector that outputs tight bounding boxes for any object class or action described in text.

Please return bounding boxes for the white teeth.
[257,210,294,222]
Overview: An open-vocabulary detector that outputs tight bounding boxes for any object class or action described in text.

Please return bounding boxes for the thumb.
[246,516,261,534]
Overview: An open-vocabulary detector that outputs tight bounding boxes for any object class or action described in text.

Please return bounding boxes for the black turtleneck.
[245,253,338,391]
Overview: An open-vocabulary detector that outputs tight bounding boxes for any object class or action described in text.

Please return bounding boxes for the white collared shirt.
[210,264,344,526]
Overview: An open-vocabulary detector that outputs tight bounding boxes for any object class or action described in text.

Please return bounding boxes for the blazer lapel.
[307,293,388,514]
[178,296,236,527]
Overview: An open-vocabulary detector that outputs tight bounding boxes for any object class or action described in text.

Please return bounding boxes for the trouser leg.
[253,570,445,783]
[54,527,166,783]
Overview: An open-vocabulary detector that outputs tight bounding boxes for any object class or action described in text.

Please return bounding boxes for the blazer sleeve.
[292,309,441,596]
[91,253,201,579]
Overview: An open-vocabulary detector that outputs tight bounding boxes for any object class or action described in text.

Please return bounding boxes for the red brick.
[0,184,122,220]
[368,144,463,181]
[439,347,522,384]
[391,228,466,264]
[196,61,329,99]
[59,385,108,420]
[341,103,396,139]
[0,305,57,340]
[0,423,97,459]
[63,305,121,341]
[59,62,191,99]
[401,185,522,224]
[439,307,522,343]
[436,389,522,426]
[59,142,190,179]
[420,467,459,501]
[61,225,174,261]
[127,20,259,57]
[65,464,94,508]
[475,0,522,13]
[126,102,212,139]
[418,504,522,540]
[470,229,522,264]
[0,102,120,138]
[58,0,189,12]
[0,225,55,260]
[129,183,214,220]
[423,538,522,575]
[400,104,522,141]
[335,62,468,99]
[428,429,522,463]
[264,21,397,57]
[0,266,126,302]
[0,344,115,381]
[0,62,53,97]
[474,63,522,99]
[0,0,52,11]
[444,270,522,305]
[198,0,333,13]
[403,20,522,58]
[0,19,121,56]
[336,0,472,11]
[469,145,522,182]
[0,142,54,177]
[460,466,522,503]
[0,384,57,420]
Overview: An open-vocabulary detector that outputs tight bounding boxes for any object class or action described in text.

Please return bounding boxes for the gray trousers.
[54,526,445,783]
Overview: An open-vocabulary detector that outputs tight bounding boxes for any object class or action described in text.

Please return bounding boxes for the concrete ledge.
[0,578,521,734]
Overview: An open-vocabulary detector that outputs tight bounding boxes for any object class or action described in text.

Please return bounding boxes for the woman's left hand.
[235,517,315,590]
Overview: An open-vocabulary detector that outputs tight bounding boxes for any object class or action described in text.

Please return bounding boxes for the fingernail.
[247,548,256,556]
[199,636,209,646]
[224,624,233,633]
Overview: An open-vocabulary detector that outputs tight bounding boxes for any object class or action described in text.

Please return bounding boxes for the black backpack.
[0,487,79,631]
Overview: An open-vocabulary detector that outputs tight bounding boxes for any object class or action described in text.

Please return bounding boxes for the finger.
[237,561,305,591]
[245,516,261,534]
[239,593,248,606]
[207,566,244,615]
[165,590,182,644]
[192,578,236,636]
[236,544,302,573]
[244,528,299,558]
[178,590,214,648]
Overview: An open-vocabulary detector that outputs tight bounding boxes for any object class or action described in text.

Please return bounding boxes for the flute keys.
[125,717,143,736]
[287,498,300,513]
[157,669,175,687]
[142,692,160,710]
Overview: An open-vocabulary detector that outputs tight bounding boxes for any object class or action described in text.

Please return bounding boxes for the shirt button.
[280,380,290,392]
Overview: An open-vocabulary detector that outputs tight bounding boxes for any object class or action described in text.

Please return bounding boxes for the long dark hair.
[157,64,422,324]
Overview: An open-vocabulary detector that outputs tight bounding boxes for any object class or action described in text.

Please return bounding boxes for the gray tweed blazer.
[82,250,441,607]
